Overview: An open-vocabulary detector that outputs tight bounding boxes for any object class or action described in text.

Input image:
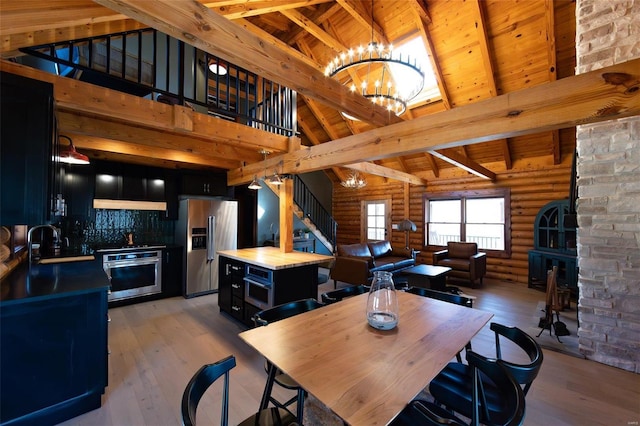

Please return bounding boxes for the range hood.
[93,199,167,211]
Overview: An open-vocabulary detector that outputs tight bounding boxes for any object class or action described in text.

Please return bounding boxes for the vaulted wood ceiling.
[0,0,586,185]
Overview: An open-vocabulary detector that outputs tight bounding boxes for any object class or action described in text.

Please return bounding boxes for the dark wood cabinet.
[1,72,54,226]
[219,256,245,322]
[121,172,147,201]
[94,162,167,203]
[218,256,318,327]
[63,165,95,218]
[0,288,108,425]
[528,200,578,290]
[181,173,228,197]
[162,246,183,297]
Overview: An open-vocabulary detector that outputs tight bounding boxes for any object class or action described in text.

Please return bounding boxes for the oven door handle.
[103,258,160,269]
[207,215,215,261]
[243,277,272,289]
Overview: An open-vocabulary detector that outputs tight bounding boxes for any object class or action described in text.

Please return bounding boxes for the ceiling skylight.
[391,36,441,107]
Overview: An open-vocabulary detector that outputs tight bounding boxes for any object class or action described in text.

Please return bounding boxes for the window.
[390,36,441,107]
[362,200,390,241]
[424,190,510,255]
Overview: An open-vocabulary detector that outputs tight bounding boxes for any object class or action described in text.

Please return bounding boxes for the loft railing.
[20,28,296,137]
[293,175,337,251]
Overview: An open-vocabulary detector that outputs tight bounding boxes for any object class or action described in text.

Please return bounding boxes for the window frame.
[423,189,511,258]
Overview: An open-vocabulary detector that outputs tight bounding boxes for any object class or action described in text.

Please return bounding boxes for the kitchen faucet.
[27,225,60,263]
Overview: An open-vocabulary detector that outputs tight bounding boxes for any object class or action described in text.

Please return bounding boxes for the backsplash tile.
[63,210,174,249]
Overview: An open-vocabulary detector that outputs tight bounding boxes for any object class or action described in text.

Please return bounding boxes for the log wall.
[333,161,572,285]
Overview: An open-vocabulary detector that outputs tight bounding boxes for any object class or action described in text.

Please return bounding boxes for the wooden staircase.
[264,180,335,254]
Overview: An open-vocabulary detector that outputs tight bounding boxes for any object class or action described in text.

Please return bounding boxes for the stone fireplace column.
[575,0,640,372]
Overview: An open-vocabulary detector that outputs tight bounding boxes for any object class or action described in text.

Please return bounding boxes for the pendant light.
[248,175,262,190]
[57,135,90,165]
[249,149,284,189]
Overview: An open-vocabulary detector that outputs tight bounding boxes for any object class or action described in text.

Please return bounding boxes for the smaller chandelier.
[341,172,367,189]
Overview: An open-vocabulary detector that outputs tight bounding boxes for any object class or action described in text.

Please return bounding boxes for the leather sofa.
[433,242,487,288]
[330,240,415,288]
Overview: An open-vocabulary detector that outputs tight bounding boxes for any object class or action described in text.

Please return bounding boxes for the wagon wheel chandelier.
[324,0,425,117]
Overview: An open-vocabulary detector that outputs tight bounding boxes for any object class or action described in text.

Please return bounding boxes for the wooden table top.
[217,247,334,270]
[238,291,493,425]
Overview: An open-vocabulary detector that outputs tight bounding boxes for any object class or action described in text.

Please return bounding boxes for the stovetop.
[96,244,166,253]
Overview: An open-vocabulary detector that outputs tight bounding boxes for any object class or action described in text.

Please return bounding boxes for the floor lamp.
[398,219,416,249]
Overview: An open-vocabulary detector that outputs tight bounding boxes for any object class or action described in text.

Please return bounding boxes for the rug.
[527,301,584,359]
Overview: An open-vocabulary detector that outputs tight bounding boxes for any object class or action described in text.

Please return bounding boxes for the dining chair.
[181,354,296,426]
[252,298,325,423]
[406,286,473,362]
[406,286,474,308]
[429,322,542,423]
[390,350,526,426]
[320,284,368,304]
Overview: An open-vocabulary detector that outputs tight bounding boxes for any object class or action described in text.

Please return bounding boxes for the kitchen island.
[0,258,110,425]
[217,247,333,326]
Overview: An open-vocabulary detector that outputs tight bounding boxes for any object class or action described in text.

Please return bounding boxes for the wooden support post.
[279,178,294,253]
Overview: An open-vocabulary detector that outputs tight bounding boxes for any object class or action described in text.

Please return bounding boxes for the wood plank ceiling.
[0,0,581,185]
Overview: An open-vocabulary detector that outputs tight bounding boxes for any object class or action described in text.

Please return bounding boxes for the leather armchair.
[433,242,486,288]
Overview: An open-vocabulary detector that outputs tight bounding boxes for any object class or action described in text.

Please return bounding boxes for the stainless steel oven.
[102,249,162,302]
[244,264,274,310]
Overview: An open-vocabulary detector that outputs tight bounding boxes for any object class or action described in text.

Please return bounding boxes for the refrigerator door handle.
[207,215,215,261]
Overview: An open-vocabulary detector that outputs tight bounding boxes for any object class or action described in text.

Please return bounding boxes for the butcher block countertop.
[218,247,334,270]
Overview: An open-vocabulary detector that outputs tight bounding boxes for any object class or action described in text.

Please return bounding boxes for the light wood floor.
[60,278,639,426]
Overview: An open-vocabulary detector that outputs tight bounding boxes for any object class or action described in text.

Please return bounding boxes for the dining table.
[238,291,494,426]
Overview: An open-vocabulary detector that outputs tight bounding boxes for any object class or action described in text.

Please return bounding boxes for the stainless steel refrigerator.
[176,198,238,297]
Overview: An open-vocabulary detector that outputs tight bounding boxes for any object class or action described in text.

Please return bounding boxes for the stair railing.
[293,175,337,251]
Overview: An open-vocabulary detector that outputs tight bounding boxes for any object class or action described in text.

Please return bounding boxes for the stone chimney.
[576,0,640,372]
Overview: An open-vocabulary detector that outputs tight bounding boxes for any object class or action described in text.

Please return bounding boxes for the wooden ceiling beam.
[345,162,426,186]
[424,153,440,178]
[1,19,148,58]
[545,0,561,165]
[407,0,432,25]
[281,8,345,52]
[336,0,388,44]
[66,133,239,170]
[472,0,512,170]
[300,95,343,140]
[283,3,337,45]
[298,94,423,185]
[411,1,451,110]
[227,58,640,185]
[296,112,348,182]
[428,149,496,181]
[94,0,403,127]
[0,60,286,161]
[203,0,333,20]
[0,1,128,36]
[57,112,257,167]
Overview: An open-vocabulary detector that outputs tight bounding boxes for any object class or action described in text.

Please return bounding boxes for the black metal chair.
[429,323,542,424]
[252,298,325,423]
[390,351,526,426]
[320,284,368,304]
[181,355,295,426]
[406,286,474,362]
[406,286,474,308]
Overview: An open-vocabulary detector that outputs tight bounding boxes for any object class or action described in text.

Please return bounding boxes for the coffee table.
[397,264,452,291]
